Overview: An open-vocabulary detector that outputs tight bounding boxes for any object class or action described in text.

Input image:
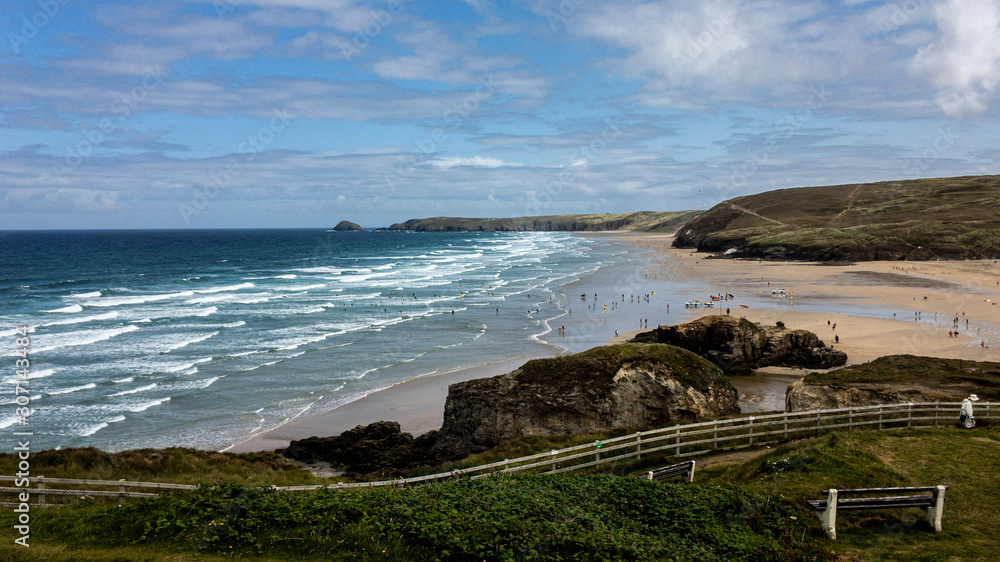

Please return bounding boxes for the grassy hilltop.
[382,210,701,233]
[673,175,1000,260]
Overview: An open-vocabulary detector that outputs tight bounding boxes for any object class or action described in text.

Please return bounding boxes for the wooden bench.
[644,460,695,483]
[806,486,947,540]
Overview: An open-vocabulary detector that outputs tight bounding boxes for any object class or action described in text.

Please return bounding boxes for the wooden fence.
[3,401,993,503]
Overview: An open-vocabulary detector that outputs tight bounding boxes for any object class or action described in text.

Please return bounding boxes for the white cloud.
[911,0,1000,118]
[429,156,520,168]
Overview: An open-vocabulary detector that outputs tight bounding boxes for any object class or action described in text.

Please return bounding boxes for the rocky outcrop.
[282,421,448,478]
[433,343,739,458]
[785,355,1000,411]
[332,220,363,231]
[280,343,740,474]
[631,316,846,375]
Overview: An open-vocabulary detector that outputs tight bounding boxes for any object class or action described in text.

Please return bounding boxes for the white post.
[688,460,696,483]
[550,450,557,473]
[674,428,681,456]
[821,489,839,540]
[647,470,654,481]
[927,486,946,532]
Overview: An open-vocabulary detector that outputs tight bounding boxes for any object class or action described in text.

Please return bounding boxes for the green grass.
[2,427,997,560]
[512,342,733,394]
[697,426,1000,561]
[385,211,702,233]
[0,447,331,487]
[674,174,1000,260]
[801,355,1000,401]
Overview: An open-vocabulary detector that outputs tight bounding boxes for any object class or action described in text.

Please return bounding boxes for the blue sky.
[1,0,999,229]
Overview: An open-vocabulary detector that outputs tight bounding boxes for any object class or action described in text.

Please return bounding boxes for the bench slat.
[819,486,944,495]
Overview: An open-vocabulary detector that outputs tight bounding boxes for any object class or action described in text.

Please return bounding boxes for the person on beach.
[959,394,978,429]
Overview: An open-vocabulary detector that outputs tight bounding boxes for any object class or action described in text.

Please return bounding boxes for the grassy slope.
[801,355,1000,401]
[673,175,1000,260]
[384,210,701,232]
[3,427,996,560]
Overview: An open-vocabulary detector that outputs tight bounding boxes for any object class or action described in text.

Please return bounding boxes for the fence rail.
[2,401,992,504]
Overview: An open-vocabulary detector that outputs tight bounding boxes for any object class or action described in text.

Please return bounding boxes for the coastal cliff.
[672,175,1000,261]
[631,316,847,375]
[786,355,1000,411]
[380,211,700,233]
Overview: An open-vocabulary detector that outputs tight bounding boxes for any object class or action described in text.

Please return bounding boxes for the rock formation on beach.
[786,355,1000,411]
[281,343,739,476]
[434,343,739,458]
[630,315,847,375]
[332,220,363,231]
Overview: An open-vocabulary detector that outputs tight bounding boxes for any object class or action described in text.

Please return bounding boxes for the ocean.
[0,229,638,452]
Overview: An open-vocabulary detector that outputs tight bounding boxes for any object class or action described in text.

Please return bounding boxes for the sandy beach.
[231,232,1000,452]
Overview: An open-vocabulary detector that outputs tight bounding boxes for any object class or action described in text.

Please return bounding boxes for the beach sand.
[230,232,1000,452]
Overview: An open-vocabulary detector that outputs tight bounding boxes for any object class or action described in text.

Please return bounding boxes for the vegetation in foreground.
[2,426,997,560]
[673,174,1000,260]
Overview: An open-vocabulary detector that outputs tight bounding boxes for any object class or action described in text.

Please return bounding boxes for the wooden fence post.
[816,411,821,437]
[748,416,754,446]
[848,409,853,430]
[674,428,681,456]
[550,450,557,473]
[635,432,642,460]
[38,476,45,507]
[907,403,912,428]
[878,406,883,430]
[934,402,939,427]
[118,479,126,504]
[594,441,601,465]
[783,413,788,435]
[712,422,718,449]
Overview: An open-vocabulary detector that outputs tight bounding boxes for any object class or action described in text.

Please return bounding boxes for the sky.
[1,0,999,229]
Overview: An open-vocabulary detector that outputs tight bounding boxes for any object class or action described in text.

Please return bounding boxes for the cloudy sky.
[2,0,999,229]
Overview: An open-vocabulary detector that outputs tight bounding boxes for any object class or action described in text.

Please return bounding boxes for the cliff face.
[434,344,739,457]
[380,211,701,233]
[785,355,1000,411]
[631,316,847,375]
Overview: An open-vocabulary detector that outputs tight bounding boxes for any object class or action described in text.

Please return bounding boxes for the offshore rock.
[631,315,847,375]
[332,220,363,231]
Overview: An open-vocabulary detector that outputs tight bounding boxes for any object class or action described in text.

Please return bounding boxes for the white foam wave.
[294,266,343,274]
[163,331,219,352]
[162,357,212,373]
[132,318,152,323]
[48,383,97,396]
[188,306,218,317]
[41,311,120,327]
[31,325,140,354]
[124,397,170,412]
[185,294,237,305]
[168,377,220,391]
[84,291,195,307]
[0,415,28,430]
[194,282,255,294]
[1,368,56,385]
[108,383,157,397]
[69,291,102,299]
[113,377,134,384]
[272,274,297,279]
[276,283,326,291]
[47,304,83,313]
[222,321,246,328]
